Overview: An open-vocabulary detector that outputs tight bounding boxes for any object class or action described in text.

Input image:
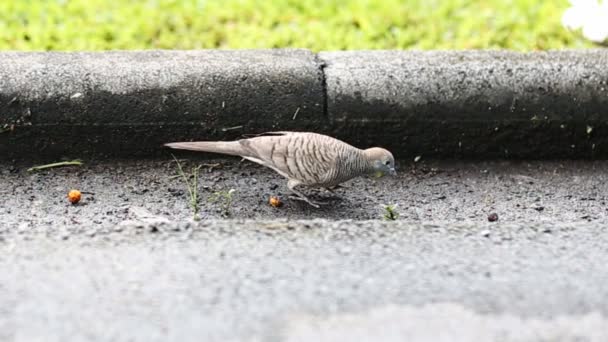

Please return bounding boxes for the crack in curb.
[314,53,330,125]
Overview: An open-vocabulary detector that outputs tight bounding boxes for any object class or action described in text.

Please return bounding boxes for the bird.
[164,132,396,208]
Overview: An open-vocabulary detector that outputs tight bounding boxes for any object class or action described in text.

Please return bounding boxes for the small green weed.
[209,189,236,218]
[382,204,399,221]
[172,155,203,221]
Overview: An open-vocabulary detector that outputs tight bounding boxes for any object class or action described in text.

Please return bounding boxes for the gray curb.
[0,50,325,159]
[2,49,608,159]
[321,50,608,159]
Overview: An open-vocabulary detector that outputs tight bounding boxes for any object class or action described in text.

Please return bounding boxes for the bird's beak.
[389,168,397,176]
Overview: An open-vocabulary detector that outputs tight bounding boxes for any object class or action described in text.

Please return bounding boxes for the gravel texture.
[2,158,608,228]
[2,159,608,341]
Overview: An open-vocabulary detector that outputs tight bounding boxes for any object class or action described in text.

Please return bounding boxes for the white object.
[562,0,608,43]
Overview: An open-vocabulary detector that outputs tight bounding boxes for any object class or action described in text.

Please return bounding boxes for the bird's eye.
[384,160,391,166]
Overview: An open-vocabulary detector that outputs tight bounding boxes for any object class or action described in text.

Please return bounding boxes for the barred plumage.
[165,131,395,207]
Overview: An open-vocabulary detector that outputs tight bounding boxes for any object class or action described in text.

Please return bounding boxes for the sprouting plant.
[209,188,236,218]
[172,155,203,221]
[382,204,399,221]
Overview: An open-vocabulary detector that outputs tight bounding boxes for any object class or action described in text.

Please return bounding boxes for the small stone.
[487,213,499,222]
[480,230,491,237]
[168,188,184,196]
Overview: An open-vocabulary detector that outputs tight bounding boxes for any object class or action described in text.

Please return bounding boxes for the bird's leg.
[287,179,326,208]
[323,186,337,194]
[288,194,320,208]
[322,184,346,200]
[324,184,348,193]
[333,183,350,189]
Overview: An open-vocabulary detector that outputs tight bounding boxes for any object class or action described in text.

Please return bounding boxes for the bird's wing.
[241,133,340,184]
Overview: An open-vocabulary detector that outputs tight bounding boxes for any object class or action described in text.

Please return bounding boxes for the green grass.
[171,155,203,221]
[382,204,399,221]
[0,0,593,51]
[209,188,236,218]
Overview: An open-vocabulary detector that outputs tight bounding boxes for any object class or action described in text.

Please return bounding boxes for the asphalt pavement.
[1,159,608,341]
[1,220,608,342]
[3,158,608,225]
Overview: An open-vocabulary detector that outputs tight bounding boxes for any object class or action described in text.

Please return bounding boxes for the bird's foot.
[333,184,350,189]
[323,187,337,194]
[288,195,329,208]
[322,188,345,200]
[323,184,349,196]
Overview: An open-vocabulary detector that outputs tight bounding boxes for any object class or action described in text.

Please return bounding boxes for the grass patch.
[171,155,203,221]
[0,0,590,51]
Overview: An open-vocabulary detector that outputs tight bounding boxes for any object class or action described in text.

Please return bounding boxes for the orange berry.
[68,189,81,204]
[269,196,283,208]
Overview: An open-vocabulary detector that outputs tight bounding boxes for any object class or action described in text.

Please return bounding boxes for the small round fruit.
[269,196,283,208]
[68,189,81,204]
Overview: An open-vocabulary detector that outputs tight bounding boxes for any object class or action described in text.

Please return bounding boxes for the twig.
[221,125,243,132]
[27,160,83,172]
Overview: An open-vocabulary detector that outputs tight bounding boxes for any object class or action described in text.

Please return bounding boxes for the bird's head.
[364,147,396,177]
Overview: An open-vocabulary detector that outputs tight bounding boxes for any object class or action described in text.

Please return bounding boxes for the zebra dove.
[164,132,396,207]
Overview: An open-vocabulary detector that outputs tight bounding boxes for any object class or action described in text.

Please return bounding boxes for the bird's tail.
[164,141,245,157]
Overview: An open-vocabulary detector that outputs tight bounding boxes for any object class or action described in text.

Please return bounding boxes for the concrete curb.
[321,50,608,159]
[2,49,608,159]
[0,50,325,159]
